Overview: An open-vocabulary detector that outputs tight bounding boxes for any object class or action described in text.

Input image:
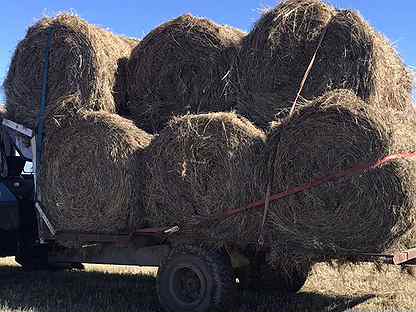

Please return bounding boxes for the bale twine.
[127,15,245,133]
[143,112,266,244]
[262,89,416,265]
[232,0,413,129]
[39,111,152,244]
[4,14,137,129]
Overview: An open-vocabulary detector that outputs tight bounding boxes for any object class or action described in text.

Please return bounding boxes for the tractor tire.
[236,258,310,293]
[15,243,49,270]
[157,245,236,312]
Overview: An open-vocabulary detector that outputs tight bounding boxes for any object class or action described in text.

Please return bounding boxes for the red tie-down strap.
[131,152,416,239]
[211,152,416,222]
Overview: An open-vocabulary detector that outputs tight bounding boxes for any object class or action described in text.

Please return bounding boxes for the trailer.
[1,117,416,312]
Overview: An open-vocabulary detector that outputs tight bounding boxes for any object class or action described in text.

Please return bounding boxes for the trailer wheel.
[236,259,310,293]
[157,245,236,312]
[15,243,49,270]
[253,264,309,293]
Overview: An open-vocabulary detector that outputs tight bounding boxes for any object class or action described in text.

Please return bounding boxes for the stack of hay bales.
[3,14,150,240]
[141,91,416,266]
[137,1,416,268]
[2,1,415,264]
[231,0,413,129]
[261,89,416,266]
[142,112,266,243]
[4,14,137,129]
[127,14,245,133]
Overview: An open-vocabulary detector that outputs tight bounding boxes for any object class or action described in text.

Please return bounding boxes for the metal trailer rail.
[48,230,416,266]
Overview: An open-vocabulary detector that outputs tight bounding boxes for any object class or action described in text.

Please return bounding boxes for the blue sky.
[0,0,415,102]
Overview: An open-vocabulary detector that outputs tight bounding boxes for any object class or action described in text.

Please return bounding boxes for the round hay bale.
[4,14,136,129]
[263,89,416,265]
[233,0,413,129]
[143,112,266,244]
[40,111,152,243]
[127,15,245,133]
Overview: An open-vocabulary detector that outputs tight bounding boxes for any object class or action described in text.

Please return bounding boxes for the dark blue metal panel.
[0,183,18,230]
[0,183,17,203]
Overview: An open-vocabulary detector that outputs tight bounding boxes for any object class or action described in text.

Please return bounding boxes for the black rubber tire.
[15,243,49,270]
[252,263,309,293]
[236,259,310,293]
[157,245,236,312]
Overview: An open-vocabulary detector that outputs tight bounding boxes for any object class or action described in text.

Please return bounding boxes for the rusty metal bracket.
[393,248,416,265]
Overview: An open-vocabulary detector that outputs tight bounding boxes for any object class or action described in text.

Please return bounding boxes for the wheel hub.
[171,265,207,306]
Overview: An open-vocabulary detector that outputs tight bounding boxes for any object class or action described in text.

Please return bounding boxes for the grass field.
[0,257,415,312]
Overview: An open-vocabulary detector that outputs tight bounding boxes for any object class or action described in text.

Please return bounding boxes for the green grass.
[0,257,415,312]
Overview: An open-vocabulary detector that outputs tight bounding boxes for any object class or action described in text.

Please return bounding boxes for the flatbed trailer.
[1,118,416,312]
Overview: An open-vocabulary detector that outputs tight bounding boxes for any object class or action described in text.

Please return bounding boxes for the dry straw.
[40,111,152,245]
[262,89,416,265]
[143,112,266,244]
[4,14,138,129]
[127,15,245,133]
[232,0,413,129]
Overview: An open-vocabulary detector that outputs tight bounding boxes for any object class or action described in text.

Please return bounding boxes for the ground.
[0,257,415,312]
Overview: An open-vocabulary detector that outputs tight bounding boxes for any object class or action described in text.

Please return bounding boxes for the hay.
[127,15,245,133]
[143,112,266,243]
[262,89,416,265]
[39,111,152,243]
[116,37,140,116]
[232,0,413,129]
[4,14,136,129]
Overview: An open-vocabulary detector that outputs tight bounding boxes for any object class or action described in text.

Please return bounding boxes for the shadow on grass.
[237,289,375,312]
[0,264,374,312]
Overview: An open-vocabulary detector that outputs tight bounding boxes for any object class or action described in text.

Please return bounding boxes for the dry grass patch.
[1,257,416,311]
